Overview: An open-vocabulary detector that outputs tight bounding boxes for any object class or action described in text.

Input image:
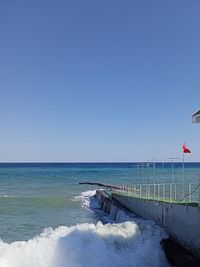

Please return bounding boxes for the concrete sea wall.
[112,193,200,256]
[96,190,131,221]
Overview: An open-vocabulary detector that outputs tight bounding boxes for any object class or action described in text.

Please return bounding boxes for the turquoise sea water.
[0,162,200,242]
[0,163,131,242]
[0,163,199,267]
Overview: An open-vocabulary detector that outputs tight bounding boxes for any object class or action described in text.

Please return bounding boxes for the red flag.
[182,143,191,153]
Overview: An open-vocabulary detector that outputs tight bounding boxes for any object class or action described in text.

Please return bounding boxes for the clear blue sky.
[0,0,200,162]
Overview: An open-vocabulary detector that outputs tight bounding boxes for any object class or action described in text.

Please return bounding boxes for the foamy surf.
[0,221,169,267]
[74,190,100,209]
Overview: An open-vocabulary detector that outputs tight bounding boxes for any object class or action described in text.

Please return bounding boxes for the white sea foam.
[0,221,169,267]
[74,190,100,209]
[0,190,170,267]
[0,195,18,198]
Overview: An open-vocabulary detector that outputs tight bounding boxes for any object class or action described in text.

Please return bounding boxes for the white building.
[192,110,200,123]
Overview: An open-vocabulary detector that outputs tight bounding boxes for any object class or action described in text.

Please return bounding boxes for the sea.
[0,162,200,267]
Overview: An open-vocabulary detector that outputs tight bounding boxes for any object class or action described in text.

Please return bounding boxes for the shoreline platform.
[94,188,200,266]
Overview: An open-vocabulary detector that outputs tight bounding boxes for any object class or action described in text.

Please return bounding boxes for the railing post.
[153,159,156,200]
[170,184,172,203]
[174,183,176,201]
[198,176,200,207]
[189,183,192,203]
[164,184,166,201]
[146,184,148,199]
[174,183,177,201]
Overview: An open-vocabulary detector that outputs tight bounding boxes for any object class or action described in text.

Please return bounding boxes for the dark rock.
[161,239,200,267]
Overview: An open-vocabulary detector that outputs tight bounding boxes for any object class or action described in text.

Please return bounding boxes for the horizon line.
[1,161,200,164]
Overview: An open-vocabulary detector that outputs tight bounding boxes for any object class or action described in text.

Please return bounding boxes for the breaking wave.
[74,190,100,209]
[0,221,169,267]
[0,190,170,267]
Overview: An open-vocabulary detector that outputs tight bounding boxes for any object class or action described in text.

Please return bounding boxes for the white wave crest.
[0,221,169,267]
[74,190,100,209]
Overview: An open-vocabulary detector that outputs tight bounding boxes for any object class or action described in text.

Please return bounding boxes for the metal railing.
[115,181,200,205]
[110,161,200,205]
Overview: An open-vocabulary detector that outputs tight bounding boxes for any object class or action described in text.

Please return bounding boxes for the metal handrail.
[115,182,200,204]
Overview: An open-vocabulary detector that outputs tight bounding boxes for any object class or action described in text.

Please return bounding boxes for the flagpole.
[182,143,191,203]
[153,157,155,200]
[182,151,185,200]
